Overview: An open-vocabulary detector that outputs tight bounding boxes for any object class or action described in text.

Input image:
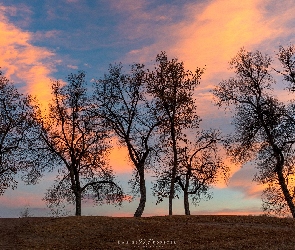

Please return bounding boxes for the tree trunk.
[272,143,295,218]
[134,168,146,217]
[169,181,175,215]
[277,170,295,218]
[184,175,190,215]
[184,191,190,215]
[262,119,295,217]
[169,126,178,216]
[169,162,177,215]
[75,191,82,216]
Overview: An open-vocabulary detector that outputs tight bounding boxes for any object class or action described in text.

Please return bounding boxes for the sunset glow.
[109,139,133,174]
[0,0,295,217]
[0,5,54,107]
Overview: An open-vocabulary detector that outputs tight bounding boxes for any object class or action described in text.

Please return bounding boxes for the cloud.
[112,0,279,195]
[125,0,285,72]
[119,0,295,88]
[194,207,263,216]
[110,0,146,13]
[0,190,45,208]
[117,0,293,120]
[109,138,133,174]
[67,64,78,70]
[0,4,56,107]
[228,164,267,199]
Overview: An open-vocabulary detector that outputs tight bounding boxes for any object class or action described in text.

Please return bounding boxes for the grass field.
[1,215,295,249]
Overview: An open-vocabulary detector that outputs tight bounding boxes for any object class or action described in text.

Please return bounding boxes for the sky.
[0,0,295,217]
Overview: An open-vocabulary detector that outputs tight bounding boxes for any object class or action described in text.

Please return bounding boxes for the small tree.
[94,64,160,217]
[213,47,295,217]
[0,70,40,195]
[34,72,123,216]
[153,129,227,215]
[176,131,228,215]
[146,52,204,215]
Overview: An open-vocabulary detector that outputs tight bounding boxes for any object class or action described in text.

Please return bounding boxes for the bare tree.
[34,72,123,216]
[176,131,228,215]
[213,47,295,217]
[94,64,160,217]
[276,44,295,90]
[152,130,227,215]
[0,70,41,195]
[146,52,204,215]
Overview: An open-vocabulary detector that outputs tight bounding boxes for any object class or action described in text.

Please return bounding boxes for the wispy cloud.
[195,207,263,216]
[120,0,294,78]
[113,0,295,202]
[67,64,78,70]
[0,4,56,106]
[228,164,267,199]
[66,0,79,3]
[0,190,45,208]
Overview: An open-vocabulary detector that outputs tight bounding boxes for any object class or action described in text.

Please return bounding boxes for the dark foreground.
[0,215,295,249]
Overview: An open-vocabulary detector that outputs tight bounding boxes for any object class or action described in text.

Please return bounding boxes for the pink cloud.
[110,0,146,13]
[194,208,263,216]
[0,191,45,208]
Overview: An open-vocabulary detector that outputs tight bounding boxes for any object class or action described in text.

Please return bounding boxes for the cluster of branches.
[213,44,295,218]
[0,52,227,217]
[0,71,41,194]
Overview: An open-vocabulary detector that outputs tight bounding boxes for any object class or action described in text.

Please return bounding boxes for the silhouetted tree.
[213,47,295,217]
[176,130,228,215]
[94,64,160,217]
[153,130,227,215]
[147,52,204,215]
[34,72,123,216]
[0,70,40,195]
[276,45,295,91]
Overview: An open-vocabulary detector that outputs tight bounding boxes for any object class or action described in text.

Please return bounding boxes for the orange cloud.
[228,164,267,199]
[168,0,281,78]
[109,138,133,174]
[125,1,274,65]
[121,0,289,121]
[0,5,55,108]
[214,155,241,189]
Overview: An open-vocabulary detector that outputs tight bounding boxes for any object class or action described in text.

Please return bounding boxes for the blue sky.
[0,0,295,217]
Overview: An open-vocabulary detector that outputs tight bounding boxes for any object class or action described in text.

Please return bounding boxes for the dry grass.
[1,215,295,249]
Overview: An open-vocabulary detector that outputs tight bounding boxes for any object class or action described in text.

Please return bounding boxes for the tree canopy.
[213,46,295,217]
[34,72,123,216]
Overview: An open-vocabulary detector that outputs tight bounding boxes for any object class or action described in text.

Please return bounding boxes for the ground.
[0,215,295,249]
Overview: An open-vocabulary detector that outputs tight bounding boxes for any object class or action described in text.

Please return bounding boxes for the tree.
[153,130,227,215]
[94,63,160,217]
[213,47,295,217]
[34,72,123,216]
[176,130,228,215]
[0,70,40,195]
[146,52,204,215]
